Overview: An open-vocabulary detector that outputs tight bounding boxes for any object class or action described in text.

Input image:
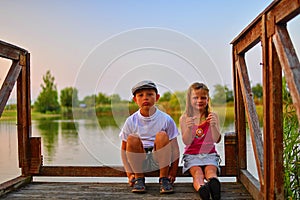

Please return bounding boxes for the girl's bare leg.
[189,166,205,191]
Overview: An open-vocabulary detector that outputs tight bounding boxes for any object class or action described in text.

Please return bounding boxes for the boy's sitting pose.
[120,80,180,194]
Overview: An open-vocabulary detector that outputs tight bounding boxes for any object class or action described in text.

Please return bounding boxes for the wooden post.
[17,53,32,176]
[224,132,238,176]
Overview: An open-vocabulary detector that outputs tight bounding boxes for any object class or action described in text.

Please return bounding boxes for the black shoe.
[131,177,146,193]
[159,177,174,194]
[208,177,221,200]
[198,184,210,200]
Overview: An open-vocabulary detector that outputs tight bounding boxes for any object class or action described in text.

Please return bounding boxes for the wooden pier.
[0,0,299,199]
[1,180,253,199]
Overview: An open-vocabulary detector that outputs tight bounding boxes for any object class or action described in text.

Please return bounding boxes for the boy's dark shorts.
[142,147,159,172]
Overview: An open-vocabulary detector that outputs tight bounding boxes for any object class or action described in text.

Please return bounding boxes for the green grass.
[1,109,60,121]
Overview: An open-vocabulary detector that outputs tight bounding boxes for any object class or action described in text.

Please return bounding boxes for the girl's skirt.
[182,153,221,174]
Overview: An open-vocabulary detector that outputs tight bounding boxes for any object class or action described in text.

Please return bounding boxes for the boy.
[120,80,180,194]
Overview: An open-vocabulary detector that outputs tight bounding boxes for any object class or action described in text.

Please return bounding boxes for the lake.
[0,117,258,183]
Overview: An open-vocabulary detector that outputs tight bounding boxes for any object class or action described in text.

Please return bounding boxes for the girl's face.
[190,89,209,112]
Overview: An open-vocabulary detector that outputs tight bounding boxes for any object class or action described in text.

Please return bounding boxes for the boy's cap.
[131,80,158,95]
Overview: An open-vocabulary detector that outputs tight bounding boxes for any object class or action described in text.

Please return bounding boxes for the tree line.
[34,70,264,114]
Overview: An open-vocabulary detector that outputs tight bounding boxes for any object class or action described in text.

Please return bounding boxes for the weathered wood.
[231,0,300,54]
[0,40,27,60]
[0,182,253,199]
[29,137,42,174]
[0,176,32,197]
[273,25,300,124]
[232,1,300,199]
[266,0,300,24]
[261,14,271,199]
[0,60,22,116]
[235,55,264,183]
[233,51,247,172]
[231,19,261,54]
[239,170,263,200]
[37,165,234,177]
[266,29,284,199]
[16,52,31,176]
[224,132,238,175]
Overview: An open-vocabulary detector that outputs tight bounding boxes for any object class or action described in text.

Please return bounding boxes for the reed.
[283,105,300,199]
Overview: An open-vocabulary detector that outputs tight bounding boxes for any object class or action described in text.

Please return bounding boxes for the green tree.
[60,87,79,108]
[110,94,121,103]
[211,84,230,104]
[252,83,263,103]
[159,92,172,102]
[83,95,96,107]
[96,92,110,104]
[169,91,186,111]
[34,70,60,113]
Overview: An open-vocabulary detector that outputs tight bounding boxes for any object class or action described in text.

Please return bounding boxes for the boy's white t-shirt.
[119,108,179,148]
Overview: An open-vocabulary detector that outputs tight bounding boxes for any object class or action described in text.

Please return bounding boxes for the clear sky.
[0,0,299,101]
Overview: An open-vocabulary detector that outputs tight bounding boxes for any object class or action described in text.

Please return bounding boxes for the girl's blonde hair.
[185,82,210,117]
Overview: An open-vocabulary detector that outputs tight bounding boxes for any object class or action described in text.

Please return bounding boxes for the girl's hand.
[207,113,217,126]
[185,116,196,128]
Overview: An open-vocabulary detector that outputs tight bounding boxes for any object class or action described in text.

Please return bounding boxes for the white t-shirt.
[119,108,179,148]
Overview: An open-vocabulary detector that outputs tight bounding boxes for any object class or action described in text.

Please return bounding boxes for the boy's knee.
[127,134,142,146]
[155,131,169,143]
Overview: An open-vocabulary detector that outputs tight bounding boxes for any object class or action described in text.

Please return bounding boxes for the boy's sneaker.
[207,177,221,200]
[159,177,174,194]
[131,177,146,193]
[198,184,210,200]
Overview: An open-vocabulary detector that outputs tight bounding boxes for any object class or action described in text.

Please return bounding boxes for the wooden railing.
[231,0,300,199]
[0,40,40,177]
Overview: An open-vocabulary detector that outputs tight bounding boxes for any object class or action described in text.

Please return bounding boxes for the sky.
[0,0,299,102]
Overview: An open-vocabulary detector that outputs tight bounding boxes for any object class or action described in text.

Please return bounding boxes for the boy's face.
[133,89,160,109]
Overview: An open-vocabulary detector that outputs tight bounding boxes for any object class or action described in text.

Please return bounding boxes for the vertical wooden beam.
[25,53,32,138]
[261,14,269,199]
[269,36,284,200]
[233,49,247,174]
[17,53,31,175]
[262,14,285,200]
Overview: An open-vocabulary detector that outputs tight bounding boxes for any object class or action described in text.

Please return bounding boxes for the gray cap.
[131,80,158,95]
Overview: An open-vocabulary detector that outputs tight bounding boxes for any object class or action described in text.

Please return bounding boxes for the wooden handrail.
[232,0,300,199]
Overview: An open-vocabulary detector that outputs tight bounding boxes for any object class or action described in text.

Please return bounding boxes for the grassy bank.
[1,109,61,121]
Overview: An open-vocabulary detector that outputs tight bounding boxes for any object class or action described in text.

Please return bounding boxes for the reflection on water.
[0,115,257,183]
[0,121,21,183]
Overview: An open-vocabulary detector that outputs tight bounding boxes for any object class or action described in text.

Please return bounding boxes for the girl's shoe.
[198,184,210,200]
[208,177,221,200]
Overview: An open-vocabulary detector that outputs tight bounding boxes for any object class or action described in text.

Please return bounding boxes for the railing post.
[224,132,238,176]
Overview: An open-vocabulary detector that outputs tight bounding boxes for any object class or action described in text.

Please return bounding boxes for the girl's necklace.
[195,115,206,138]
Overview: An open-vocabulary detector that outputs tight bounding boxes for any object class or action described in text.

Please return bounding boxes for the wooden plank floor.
[1,182,253,199]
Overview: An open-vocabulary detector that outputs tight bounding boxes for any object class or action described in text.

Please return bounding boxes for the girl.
[180,82,221,200]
